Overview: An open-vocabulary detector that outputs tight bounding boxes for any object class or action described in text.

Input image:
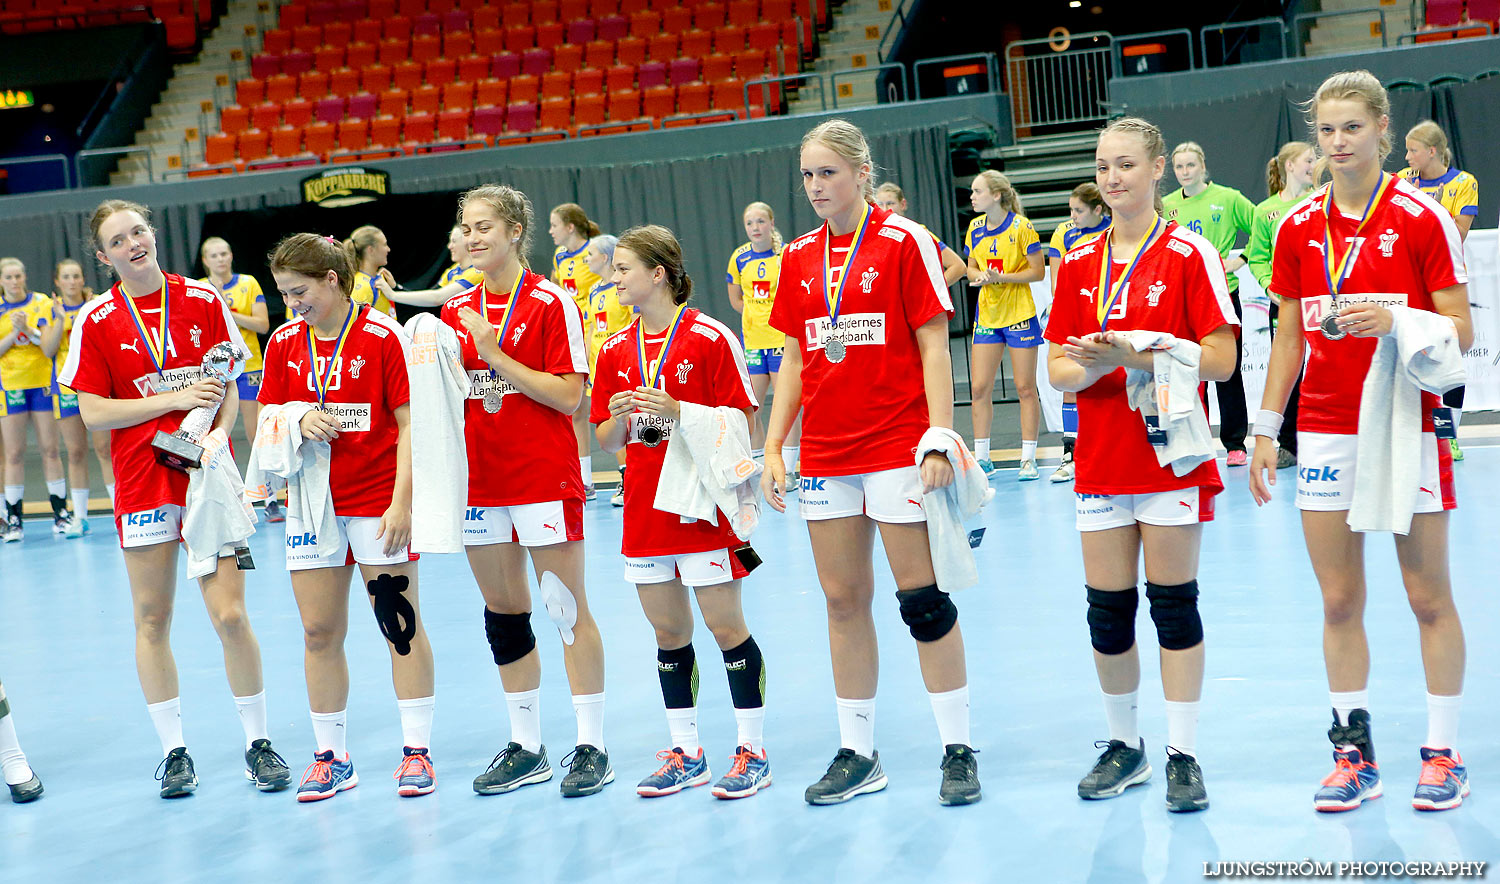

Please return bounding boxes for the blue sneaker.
[296,751,358,802]
[977,459,996,477]
[712,745,772,799]
[636,747,711,797]
[1314,748,1382,812]
[1413,747,1469,811]
[394,746,436,797]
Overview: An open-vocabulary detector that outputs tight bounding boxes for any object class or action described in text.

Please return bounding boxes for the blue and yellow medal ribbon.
[481,267,528,354]
[1095,215,1163,330]
[305,300,359,408]
[1323,172,1392,300]
[117,277,170,375]
[636,304,687,389]
[821,202,873,327]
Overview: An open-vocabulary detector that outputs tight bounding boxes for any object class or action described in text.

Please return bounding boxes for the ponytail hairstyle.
[974,169,1024,216]
[270,233,356,299]
[1302,70,1391,184]
[742,200,784,252]
[1266,140,1314,197]
[801,118,877,200]
[52,258,94,301]
[617,225,694,306]
[343,225,386,274]
[1405,120,1452,169]
[552,202,601,241]
[1070,182,1109,220]
[460,184,536,270]
[1099,117,1167,215]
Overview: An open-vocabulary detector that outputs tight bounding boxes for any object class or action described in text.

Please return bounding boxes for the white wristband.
[1253,409,1284,441]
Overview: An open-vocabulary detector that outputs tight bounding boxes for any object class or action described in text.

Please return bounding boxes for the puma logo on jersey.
[617,370,631,381]
[1080,287,1095,302]
[1378,229,1399,257]
[542,522,558,532]
[120,341,140,353]
[906,498,923,508]
[860,269,879,293]
[1306,240,1325,254]
[456,329,468,341]
[287,360,303,373]
[1178,500,1192,510]
[708,560,726,571]
[1420,486,1436,497]
[799,278,814,295]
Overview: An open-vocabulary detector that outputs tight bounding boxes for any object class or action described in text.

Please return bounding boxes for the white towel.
[403,313,469,553]
[1116,330,1216,477]
[1349,306,1466,535]
[182,427,257,580]
[654,403,762,541]
[916,427,993,593]
[245,401,339,562]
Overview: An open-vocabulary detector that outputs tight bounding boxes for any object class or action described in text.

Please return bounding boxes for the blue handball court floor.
[1,446,1497,884]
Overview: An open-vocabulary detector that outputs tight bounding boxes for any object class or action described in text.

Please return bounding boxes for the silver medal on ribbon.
[1320,310,1346,341]
[825,336,846,364]
[483,387,503,413]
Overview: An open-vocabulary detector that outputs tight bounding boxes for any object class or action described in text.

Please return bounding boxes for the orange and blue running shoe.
[1412,747,1468,811]
[636,747,710,797]
[712,745,772,799]
[1314,748,1381,812]
[395,746,436,797]
[296,750,358,802]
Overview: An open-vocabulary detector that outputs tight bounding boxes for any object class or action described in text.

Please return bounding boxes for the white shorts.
[286,515,411,571]
[797,466,926,524]
[625,548,739,588]
[462,500,584,547]
[1075,487,1210,532]
[1295,431,1452,513]
[118,504,185,548]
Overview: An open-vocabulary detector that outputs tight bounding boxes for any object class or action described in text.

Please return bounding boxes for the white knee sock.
[4,486,21,507]
[1021,440,1037,463]
[1164,700,1200,758]
[1102,689,1140,745]
[233,691,269,749]
[734,707,766,754]
[579,456,593,488]
[572,692,605,748]
[835,696,876,756]
[665,707,699,753]
[928,686,971,748]
[505,689,542,753]
[105,483,116,505]
[1426,693,1462,750]
[397,696,435,750]
[71,487,89,516]
[0,712,34,786]
[45,479,65,500]
[146,697,185,757]
[310,709,348,757]
[974,438,991,461]
[782,445,799,471]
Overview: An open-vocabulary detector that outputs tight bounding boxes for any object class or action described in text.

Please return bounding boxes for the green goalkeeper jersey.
[1162,181,1256,292]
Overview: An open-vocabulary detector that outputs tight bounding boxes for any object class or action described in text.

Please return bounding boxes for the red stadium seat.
[642,84,675,118]
[383,13,411,37]
[238,128,270,161]
[605,63,635,91]
[588,0,618,17]
[693,2,724,30]
[283,97,314,126]
[573,92,606,127]
[733,48,766,80]
[393,59,425,91]
[637,61,666,88]
[377,35,409,65]
[676,80,710,114]
[679,28,711,58]
[282,51,315,76]
[584,38,615,68]
[279,5,307,28]
[313,44,344,71]
[457,53,490,81]
[560,0,588,22]
[474,27,504,55]
[506,101,537,132]
[360,63,393,94]
[368,0,395,17]
[615,35,647,65]
[345,41,377,67]
[442,80,474,108]
[251,101,282,131]
[606,87,640,120]
[533,0,558,19]
[471,5,499,29]
[504,23,535,51]
[205,132,236,165]
[291,23,320,51]
[271,124,303,158]
[500,1,528,27]
[618,0,645,13]
[628,9,658,37]
[443,29,473,57]
[574,66,605,94]
[328,67,361,98]
[566,17,594,44]
[711,77,745,112]
[235,78,265,106]
[413,12,440,35]
[646,32,676,62]
[541,70,572,100]
[411,83,442,114]
[668,57,699,85]
[353,19,382,42]
[595,12,625,40]
[402,111,437,144]
[220,104,250,135]
[323,20,352,46]
[337,117,370,150]
[762,0,791,20]
[437,107,471,140]
[701,53,732,82]
[472,104,506,137]
[426,58,457,86]
[746,21,778,52]
[314,95,346,122]
[535,21,565,50]
[661,6,691,33]
[727,0,755,26]
[369,114,402,147]
[378,87,409,116]
[396,0,421,16]
[346,91,378,118]
[298,70,329,99]
[713,25,745,54]
[262,28,292,54]
[305,121,337,157]
[411,33,441,62]
[522,46,553,75]
[492,51,523,78]
[539,95,572,131]
[475,77,508,106]
[509,73,540,103]
[554,42,584,73]
[265,72,297,103]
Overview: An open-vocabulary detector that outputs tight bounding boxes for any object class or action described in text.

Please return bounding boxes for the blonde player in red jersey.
[1046,117,1238,814]
[1250,71,1473,814]
[761,119,979,807]
[441,185,612,799]
[551,203,605,500]
[593,225,773,800]
[261,233,436,802]
[58,199,289,799]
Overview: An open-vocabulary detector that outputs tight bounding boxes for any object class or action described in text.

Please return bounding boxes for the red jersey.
[57,274,238,517]
[1269,177,1467,434]
[439,270,589,506]
[590,307,756,557]
[769,205,952,477]
[258,305,411,517]
[1045,221,1238,497]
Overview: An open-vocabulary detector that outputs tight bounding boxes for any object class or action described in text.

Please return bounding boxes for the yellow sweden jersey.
[553,244,600,316]
[52,300,87,390]
[965,213,1043,328]
[1397,167,1479,223]
[201,274,266,372]
[443,263,484,289]
[726,242,782,350]
[352,271,397,317]
[587,281,632,363]
[1046,219,1109,260]
[0,293,56,391]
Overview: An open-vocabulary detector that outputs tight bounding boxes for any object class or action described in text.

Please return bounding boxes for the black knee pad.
[1086,586,1138,655]
[896,584,958,643]
[1146,580,1203,651]
[483,608,536,666]
[367,573,417,656]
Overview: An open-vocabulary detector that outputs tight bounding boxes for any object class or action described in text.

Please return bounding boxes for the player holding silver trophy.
[152,340,247,470]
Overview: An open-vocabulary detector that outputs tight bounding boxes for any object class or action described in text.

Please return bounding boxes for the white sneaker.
[64,511,86,538]
[610,486,624,507]
[1017,459,1040,481]
[1051,456,1075,484]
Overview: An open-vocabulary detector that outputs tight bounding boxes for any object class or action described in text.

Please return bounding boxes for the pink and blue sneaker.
[1314,748,1382,812]
[636,747,711,797]
[297,751,358,802]
[395,746,436,797]
[1412,747,1469,811]
[712,745,772,799]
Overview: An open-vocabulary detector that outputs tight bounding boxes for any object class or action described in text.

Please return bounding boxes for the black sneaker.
[3,508,21,543]
[1164,747,1209,813]
[474,742,553,795]
[156,746,198,799]
[8,772,43,804]
[804,748,888,805]
[559,744,613,797]
[938,744,981,806]
[245,739,292,792]
[1078,738,1151,800]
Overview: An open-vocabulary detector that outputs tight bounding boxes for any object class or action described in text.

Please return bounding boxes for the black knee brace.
[367,573,417,656]
[483,608,536,666]
[1145,580,1203,650]
[1086,586,1138,655]
[896,584,958,643]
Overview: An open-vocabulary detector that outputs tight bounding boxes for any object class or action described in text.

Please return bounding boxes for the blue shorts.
[973,315,1042,348]
[51,380,79,419]
[4,386,51,414]
[237,370,262,403]
[745,347,784,376]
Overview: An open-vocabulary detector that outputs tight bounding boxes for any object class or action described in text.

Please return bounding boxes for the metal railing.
[1397,22,1494,44]
[915,52,999,99]
[75,145,154,187]
[576,119,655,138]
[1291,6,1389,55]
[1112,27,1195,73]
[1002,34,1111,138]
[875,0,912,64]
[661,109,741,128]
[1198,16,1285,66]
[0,154,73,193]
[831,61,909,107]
[746,72,826,113]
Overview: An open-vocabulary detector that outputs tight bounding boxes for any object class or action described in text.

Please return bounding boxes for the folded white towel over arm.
[403,312,469,554]
[246,401,340,562]
[916,427,994,593]
[1114,330,1216,477]
[1349,305,1466,535]
[182,427,257,580]
[654,402,762,541]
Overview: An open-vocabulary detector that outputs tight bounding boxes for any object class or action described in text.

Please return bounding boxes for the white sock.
[0,713,33,786]
[734,707,766,754]
[46,479,65,499]
[397,696,435,750]
[71,487,89,516]
[146,697,185,757]
[928,685,971,748]
[835,696,875,756]
[310,709,348,757]
[974,437,991,461]
[505,688,542,753]
[4,486,21,506]
[1164,699,1200,758]
[572,692,605,749]
[665,707,699,753]
[580,456,593,488]
[1426,693,1462,750]
[233,691,269,750]
[1102,690,1140,745]
[782,445,799,471]
[105,483,116,505]
[1450,408,1462,429]
[1021,440,1037,463]
[751,447,764,459]
[1330,689,1369,751]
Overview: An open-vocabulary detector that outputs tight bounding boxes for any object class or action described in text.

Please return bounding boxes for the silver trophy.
[152,341,247,470]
